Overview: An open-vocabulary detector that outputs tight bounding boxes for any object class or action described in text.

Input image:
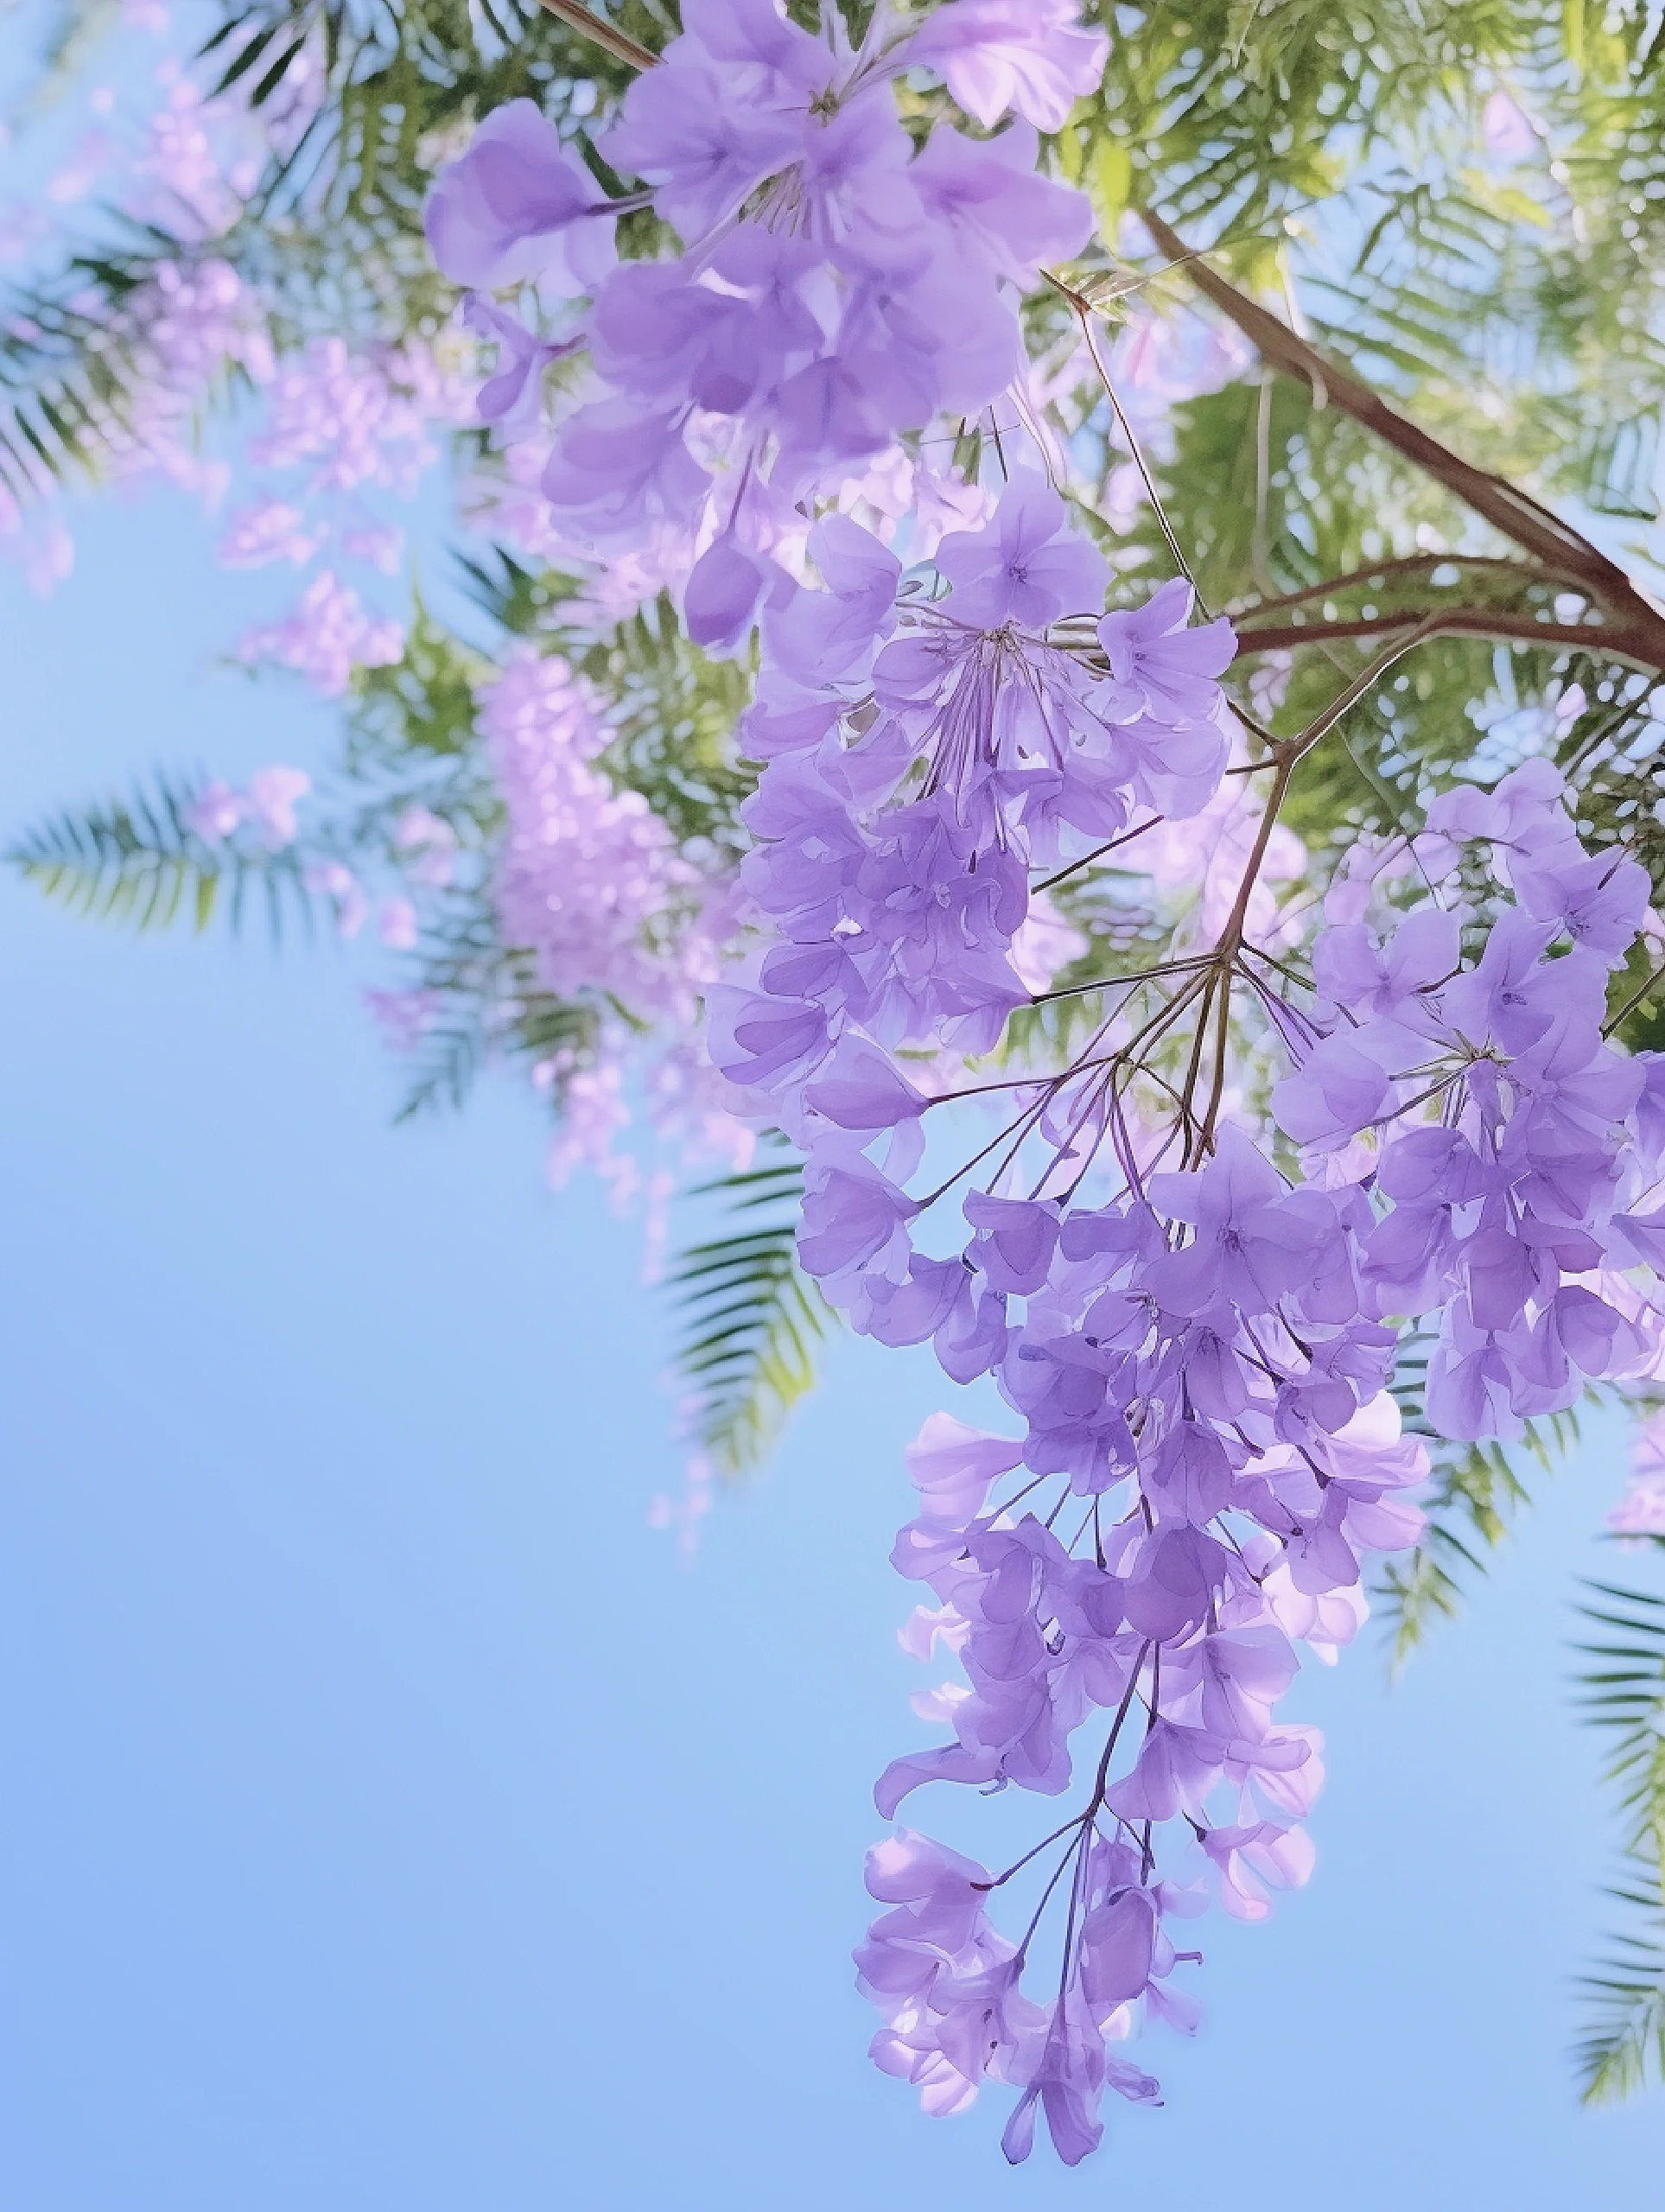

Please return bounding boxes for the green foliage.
[1573,1554,1665,2101]
[208,0,650,256]
[457,548,757,851]
[454,545,581,639]
[0,230,196,497]
[388,931,601,1121]
[349,602,494,764]
[574,594,755,859]
[4,767,315,937]
[1074,0,1522,245]
[1131,372,1637,883]
[669,1154,835,1478]
[1376,1438,1536,1666]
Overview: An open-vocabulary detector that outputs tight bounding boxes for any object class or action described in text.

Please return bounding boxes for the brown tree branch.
[534,0,658,70]
[1137,207,1665,676]
[1235,609,1663,671]
[1230,551,1586,620]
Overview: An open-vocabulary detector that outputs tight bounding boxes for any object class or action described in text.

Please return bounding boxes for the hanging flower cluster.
[482,650,744,1196]
[416,0,1665,2165]
[11,0,1665,2158]
[308,0,1665,2166]
[712,539,1665,2156]
[423,0,1107,626]
[1279,761,1664,1435]
[700,464,1417,2158]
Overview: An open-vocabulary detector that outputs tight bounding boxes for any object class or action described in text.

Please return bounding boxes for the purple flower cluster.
[836,754,1665,2159]
[482,652,747,1196]
[186,763,312,847]
[842,1115,1415,2162]
[712,474,1234,1100]
[1277,760,1664,1438]
[690,449,1414,2155]
[237,569,405,696]
[486,651,704,1014]
[424,0,1107,607]
[186,767,461,952]
[406,0,1665,2164]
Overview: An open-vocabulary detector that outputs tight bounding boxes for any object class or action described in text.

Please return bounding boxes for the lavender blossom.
[425,99,619,294]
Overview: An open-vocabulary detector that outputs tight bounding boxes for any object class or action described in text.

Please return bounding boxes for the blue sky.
[3,487,1665,2209]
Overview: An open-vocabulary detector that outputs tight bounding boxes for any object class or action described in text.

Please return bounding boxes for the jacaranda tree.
[8,0,1665,2154]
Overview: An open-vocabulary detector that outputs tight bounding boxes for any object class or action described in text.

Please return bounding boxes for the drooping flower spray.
[410,0,1665,2165]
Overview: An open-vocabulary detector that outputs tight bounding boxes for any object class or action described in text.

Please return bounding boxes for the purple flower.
[934,469,1108,630]
[905,1413,1026,1522]
[1000,2014,1105,2167]
[1439,909,1566,1052]
[1425,1301,1525,1440]
[424,100,617,294]
[184,779,246,841]
[1145,1128,1342,1318]
[1427,756,1576,872]
[1360,1197,1465,1319]
[964,1191,1061,1294]
[859,1255,973,1349]
[1310,906,1459,1023]
[539,399,709,548]
[1199,1626,1300,1737]
[861,1827,993,1955]
[1199,1821,1315,1923]
[1106,1718,1233,1823]
[238,575,403,696]
[1516,846,1651,961]
[683,533,773,652]
[1096,578,1236,723]
[464,296,575,435]
[598,39,807,240]
[936,1281,1013,1382]
[1120,1525,1234,1641]
[215,496,318,569]
[793,90,918,244]
[303,860,367,938]
[1142,1419,1235,1527]
[1079,1885,1159,2007]
[909,122,1093,284]
[798,1152,918,1287]
[764,514,901,687]
[378,895,418,950]
[590,262,776,416]
[1272,1033,1391,1149]
[804,1035,928,1131]
[679,0,835,84]
[1083,707,1228,821]
[912,0,1110,132]
[482,653,707,1022]
[707,983,832,1092]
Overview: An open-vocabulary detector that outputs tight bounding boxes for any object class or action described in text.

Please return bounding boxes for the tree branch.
[533,0,658,70]
[1235,609,1662,671]
[1230,551,1585,620]
[1138,207,1665,676]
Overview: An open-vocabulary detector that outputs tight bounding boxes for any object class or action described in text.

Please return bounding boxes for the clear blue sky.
[3,486,1664,2209]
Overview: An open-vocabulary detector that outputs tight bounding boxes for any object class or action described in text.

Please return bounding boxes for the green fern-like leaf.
[1573,1551,1665,2102]
[5,768,313,938]
[670,1154,835,1478]
[1375,1437,1533,1667]
[1576,1905,1665,2105]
